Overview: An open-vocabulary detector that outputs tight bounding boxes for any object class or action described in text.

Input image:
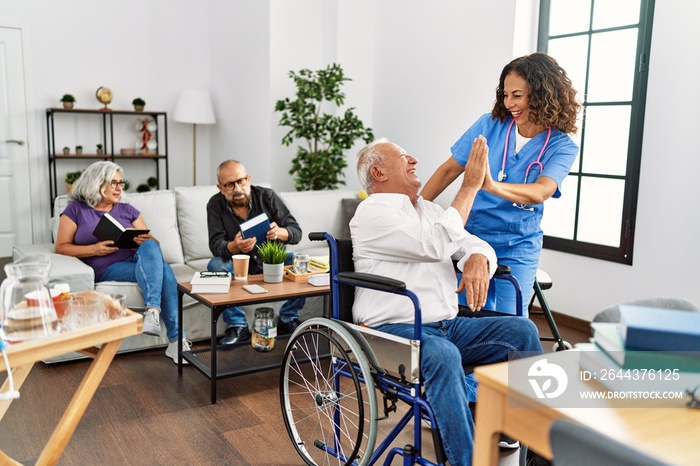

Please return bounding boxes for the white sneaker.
[142,309,162,336]
[166,339,192,365]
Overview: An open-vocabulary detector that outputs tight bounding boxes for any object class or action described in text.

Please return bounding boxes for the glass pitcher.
[1,256,60,342]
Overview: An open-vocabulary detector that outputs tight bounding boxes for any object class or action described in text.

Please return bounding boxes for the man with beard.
[206,160,305,346]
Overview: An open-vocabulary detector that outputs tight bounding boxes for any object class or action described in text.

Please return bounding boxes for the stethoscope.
[496,118,551,211]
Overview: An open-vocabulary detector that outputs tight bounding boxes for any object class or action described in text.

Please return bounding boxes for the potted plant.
[147,176,157,190]
[275,63,374,191]
[65,169,84,192]
[75,145,83,155]
[136,183,150,193]
[60,94,76,110]
[122,180,130,191]
[96,143,104,155]
[132,97,146,112]
[62,146,70,155]
[256,240,287,283]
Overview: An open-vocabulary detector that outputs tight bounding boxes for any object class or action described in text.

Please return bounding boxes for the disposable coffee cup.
[232,254,250,280]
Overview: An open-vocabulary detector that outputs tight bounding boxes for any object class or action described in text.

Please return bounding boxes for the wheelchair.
[279,232,527,466]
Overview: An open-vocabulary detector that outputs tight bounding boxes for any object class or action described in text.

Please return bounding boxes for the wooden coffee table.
[177,275,329,403]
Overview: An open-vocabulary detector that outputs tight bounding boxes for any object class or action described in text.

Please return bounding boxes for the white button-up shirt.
[350,193,497,327]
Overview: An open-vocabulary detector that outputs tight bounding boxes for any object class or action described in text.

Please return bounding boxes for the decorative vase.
[262,263,284,283]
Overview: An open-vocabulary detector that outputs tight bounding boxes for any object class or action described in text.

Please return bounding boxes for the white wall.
[2,0,697,320]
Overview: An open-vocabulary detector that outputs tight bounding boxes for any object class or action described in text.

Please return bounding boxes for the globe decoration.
[96,87,113,110]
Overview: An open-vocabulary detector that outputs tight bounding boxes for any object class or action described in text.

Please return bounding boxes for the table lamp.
[173,90,216,185]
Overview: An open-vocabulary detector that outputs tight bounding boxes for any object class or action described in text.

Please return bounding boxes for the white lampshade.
[173,90,216,125]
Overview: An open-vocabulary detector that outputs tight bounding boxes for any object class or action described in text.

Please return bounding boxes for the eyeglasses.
[221,175,249,190]
[109,180,126,189]
[199,271,229,278]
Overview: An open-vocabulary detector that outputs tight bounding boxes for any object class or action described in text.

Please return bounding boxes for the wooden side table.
[0,310,142,466]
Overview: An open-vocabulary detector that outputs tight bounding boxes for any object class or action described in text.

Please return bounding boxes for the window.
[538,0,655,264]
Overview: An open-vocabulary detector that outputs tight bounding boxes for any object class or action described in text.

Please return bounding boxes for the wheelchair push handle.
[308,232,327,241]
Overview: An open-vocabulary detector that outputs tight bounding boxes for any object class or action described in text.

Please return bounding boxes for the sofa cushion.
[280,190,357,252]
[175,185,219,263]
[51,195,70,241]
[121,190,184,265]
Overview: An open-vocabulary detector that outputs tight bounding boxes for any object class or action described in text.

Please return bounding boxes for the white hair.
[68,161,122,207]
[356,137,389,193]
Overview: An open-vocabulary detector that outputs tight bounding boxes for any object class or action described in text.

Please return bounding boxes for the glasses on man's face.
[199,271,229,278]
[221,175,249,191]
[109,180,126,189]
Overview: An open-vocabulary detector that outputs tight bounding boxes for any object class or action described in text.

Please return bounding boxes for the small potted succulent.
[256,240,287,283]
[65,170,84,191]
[96,143,104,155]
[60,94,76,110]
[62,146,70,155]
[132,97,146,112]
[75,145,83,155]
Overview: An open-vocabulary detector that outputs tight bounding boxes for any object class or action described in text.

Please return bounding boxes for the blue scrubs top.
[451,113,578,259]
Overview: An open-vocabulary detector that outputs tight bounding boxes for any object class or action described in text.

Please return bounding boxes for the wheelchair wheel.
[280,318,378,466]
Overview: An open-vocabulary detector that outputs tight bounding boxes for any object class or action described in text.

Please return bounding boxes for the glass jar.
[251,307,276,352]
[1,257,60,342]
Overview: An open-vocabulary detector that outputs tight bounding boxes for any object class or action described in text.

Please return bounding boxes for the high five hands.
[462,135,489,190]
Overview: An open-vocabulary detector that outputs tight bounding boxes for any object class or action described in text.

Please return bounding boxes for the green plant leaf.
[256,240,287,264]
[275,63,373,191]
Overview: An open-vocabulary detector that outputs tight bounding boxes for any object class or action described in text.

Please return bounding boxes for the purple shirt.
[61,200,141,281]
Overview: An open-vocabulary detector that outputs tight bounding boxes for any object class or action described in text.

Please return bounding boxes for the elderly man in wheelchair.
[280,137,542,466]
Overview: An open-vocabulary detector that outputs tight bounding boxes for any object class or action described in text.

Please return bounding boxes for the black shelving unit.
[46,107,169,205]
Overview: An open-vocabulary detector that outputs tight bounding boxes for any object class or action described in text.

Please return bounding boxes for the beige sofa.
[12,186,360,361]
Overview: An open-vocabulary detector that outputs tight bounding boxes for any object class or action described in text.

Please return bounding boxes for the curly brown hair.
[492,53,581,134]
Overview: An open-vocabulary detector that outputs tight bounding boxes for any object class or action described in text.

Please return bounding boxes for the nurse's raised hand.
[462,135,489,190]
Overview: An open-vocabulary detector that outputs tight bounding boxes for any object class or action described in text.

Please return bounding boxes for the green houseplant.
[256,240,287,283]
[275,63,374,191]
[65,169,84,192]
[132,97,146,112]
[60,94,76,109]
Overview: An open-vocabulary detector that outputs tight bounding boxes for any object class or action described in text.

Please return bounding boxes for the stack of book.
[579,304,700,391]
[190,271,232,294]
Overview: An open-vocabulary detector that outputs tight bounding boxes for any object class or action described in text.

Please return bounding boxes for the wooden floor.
[0,312,590,466]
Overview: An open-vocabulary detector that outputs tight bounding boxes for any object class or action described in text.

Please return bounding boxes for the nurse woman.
[421,52,581,316]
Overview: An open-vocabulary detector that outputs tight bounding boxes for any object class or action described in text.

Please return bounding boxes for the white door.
[0,25,32,257]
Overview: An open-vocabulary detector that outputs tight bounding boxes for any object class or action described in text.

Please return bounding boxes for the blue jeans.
[375,316,542,466]
[101,240,182,343]
[207,253,305,327]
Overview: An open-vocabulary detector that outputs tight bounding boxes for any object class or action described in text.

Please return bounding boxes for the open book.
[92,212,149,249]
[240,213,270,245]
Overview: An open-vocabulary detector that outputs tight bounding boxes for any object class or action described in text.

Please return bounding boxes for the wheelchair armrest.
[337,271,406,293]
[495,264,512,276]
[453,260,511,276]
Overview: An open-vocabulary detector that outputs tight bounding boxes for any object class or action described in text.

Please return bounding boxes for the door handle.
[4,139,25,145]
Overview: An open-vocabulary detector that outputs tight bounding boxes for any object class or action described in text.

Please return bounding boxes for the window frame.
[537,0,655,264]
